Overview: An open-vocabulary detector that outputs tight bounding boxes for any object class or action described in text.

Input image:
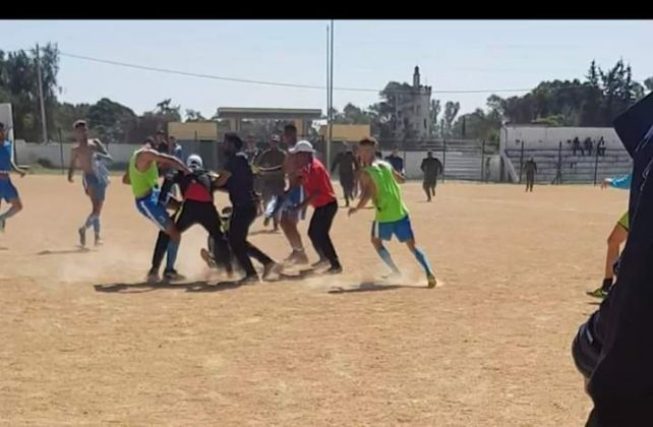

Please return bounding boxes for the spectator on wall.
[585,137,594,157]
[572,137,583,156]
[597,137,606,157]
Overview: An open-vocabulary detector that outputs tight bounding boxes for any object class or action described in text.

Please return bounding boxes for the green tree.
[0,44,60,141]
[87,98,137,143]
[440,101,460,138]
[644,77,653,93]
[185,109,206,122]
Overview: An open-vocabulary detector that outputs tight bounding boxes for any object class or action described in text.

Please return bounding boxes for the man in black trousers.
[215,133,281,283]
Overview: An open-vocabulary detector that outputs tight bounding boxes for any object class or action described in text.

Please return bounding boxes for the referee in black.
[215,133,280,283]
[150,154,232,280]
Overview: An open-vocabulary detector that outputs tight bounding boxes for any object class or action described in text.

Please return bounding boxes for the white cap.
[288,140,315,154]
[186,154,203,170]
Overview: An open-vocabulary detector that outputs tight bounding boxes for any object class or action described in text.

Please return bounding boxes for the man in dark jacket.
[583,92,653,426]
[330,145,360,207]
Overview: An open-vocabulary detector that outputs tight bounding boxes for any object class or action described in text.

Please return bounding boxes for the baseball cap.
[186,154,203,171]
[288,140,315,154]
[271,134,281,142]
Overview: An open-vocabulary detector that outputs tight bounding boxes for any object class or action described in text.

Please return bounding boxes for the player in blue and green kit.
[348,137,437,288]
[0,122,27,232]
[122,138,191,282]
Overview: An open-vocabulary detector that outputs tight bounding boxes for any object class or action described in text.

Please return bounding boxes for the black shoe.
[147,269,160,284]
[240,274,260,284]
[325,265,343,275]
[163,269,186,281]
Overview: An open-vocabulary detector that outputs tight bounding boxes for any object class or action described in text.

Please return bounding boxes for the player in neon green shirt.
[122,138,190,282]
[348,137,437,288]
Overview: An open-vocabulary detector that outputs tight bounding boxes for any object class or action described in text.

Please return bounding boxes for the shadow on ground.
[94,280,246,294]
[328,281,428,294]
[37,247,91,256]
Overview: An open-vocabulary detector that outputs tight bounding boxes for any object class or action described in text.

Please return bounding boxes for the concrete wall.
[14,141,142,169]
[0,103,15,141]
[500,125,622,151]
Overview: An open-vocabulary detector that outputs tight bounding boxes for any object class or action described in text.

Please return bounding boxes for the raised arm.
[93,138,109,155]
[140,149,189,174]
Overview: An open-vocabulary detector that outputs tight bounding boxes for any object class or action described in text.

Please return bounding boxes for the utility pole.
[326,20,335,168]
[326,24,331,157]
[35,44,48,144]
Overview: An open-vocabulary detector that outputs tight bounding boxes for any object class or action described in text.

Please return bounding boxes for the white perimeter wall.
[500,126,623,151]
[14,141,141,168]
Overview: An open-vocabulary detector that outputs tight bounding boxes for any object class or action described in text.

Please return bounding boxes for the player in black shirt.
[215,133,281,283]
[330,146,359,207]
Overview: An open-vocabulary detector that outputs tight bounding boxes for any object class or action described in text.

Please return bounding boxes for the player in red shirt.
[290,140,342,274]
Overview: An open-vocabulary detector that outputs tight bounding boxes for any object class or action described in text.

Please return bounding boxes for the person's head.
[186,153,203,171]
[288,140,315,167]
[73,120,89,144]
[143,137,155,149]
[169,136,177,146]
[283,123,297,146]
[358,137,379,165]
[392,147,399,156]
[427,150,433,158]
[155,130,166,143]
[224,132,244,155]
[269,134,280,149]
[0,122,5,141]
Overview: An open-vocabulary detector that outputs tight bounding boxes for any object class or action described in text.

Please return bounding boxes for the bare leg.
[604,224,628,282]
[280,214,306,262]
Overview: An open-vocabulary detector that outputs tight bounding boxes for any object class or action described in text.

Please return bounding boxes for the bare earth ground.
[0,175,627,426]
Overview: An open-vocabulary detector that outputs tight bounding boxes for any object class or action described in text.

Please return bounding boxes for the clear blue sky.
[2,20,652,119]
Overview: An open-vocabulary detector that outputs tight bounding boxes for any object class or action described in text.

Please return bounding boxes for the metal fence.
[506,141,632,185]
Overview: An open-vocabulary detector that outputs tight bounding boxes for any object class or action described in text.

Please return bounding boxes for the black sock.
[602,278,613,291]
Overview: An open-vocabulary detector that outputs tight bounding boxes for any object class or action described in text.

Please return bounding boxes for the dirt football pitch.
[1,175,626,426]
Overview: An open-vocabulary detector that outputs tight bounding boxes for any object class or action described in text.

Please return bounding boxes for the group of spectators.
[569,136,607,157]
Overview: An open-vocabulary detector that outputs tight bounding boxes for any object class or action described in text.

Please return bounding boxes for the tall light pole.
[326,20,335,168]
[35,44,48,144]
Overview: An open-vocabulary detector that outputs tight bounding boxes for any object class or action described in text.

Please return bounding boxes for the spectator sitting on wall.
[597,137,606,157]
[572,137,582,156]
[584,137,594,157]
[385,148,405,175]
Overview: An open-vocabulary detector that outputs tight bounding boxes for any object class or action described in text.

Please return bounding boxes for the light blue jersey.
[609,174,631,190]
[0,140,13,172]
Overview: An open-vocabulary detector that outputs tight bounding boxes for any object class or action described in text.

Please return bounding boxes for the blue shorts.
[135,189,172,231]
[372,215,414,242]
[83,173,107,202]
[0,178,18,202]
[278,186,306,221]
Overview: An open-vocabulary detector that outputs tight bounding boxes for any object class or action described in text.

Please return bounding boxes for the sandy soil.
[0,175,627,426]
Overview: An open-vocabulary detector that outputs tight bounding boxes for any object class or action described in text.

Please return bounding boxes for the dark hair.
[73,119,87,129]
[144,137,155,145]
[156,130,166,135]
[0,122,4,130]
[225,132,243,150]
[359,137,378,147]
[284,123,297,134]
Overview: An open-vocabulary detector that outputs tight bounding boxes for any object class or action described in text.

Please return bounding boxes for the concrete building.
[394,66,432,143]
